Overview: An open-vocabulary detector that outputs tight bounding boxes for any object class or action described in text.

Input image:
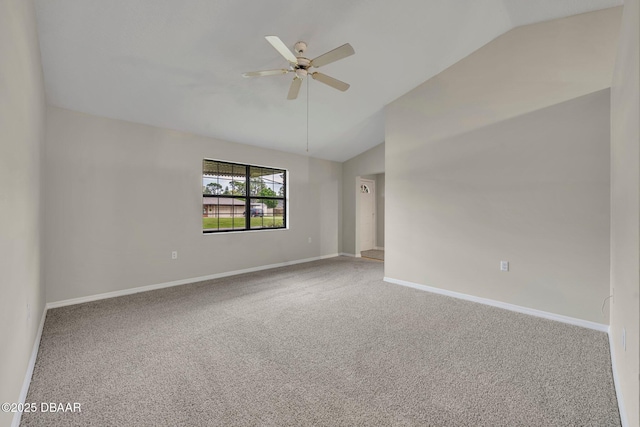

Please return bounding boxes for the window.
[202,159,287,233]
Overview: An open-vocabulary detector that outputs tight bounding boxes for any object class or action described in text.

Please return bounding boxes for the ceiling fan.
[242,36,355,100]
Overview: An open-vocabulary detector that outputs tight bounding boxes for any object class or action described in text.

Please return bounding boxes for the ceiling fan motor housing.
[294,56,311,79]
[294,41,307,55]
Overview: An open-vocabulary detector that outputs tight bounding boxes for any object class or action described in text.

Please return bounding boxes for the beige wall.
[386,90,611,323]
[384,9,620,325]
[44,107,341,303]
[0,0,46,425]
[387,8,621,149]
[610,0,640,424]
[341,143,384,255]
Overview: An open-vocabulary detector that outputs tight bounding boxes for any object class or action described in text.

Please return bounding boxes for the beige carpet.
[22,257,620,426]
[361,249,384,261]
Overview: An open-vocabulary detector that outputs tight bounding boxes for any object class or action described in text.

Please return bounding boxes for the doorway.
[357,174,384,261]
[359,178,376,252]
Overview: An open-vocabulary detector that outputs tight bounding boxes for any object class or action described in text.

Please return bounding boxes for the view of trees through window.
[202,159,286,233]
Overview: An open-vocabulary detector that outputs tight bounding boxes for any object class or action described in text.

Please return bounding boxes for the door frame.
[356,176,376,255]
[360,178,376,252]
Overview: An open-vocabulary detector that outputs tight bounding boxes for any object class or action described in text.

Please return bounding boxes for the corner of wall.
[0,0,47,425]
[609,0,640,425]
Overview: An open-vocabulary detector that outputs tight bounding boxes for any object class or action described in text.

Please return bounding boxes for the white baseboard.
[339,252,356,257]
[47,254,340,309]
[12,306,47,427]
[383,277,608,333]
[608,329,628,427]
[374,246,384,250]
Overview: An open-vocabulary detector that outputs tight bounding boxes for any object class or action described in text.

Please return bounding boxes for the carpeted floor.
[22,257,620,426]
[361,249,384,261]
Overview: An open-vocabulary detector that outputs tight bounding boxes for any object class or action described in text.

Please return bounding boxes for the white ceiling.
[34,0,622,162]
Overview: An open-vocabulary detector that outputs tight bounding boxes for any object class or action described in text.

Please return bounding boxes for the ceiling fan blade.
[310,43,355,68]
[311,72,350,92]
[265,36,298,64]
[287,77,303,100]
[242,69,290,78]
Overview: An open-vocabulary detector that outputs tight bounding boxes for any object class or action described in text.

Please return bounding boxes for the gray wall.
[341,143,384,255]
[384,10,619,324]
[384,8,620,150]
[609,0,640,424]
[386,90,611,323]
[0,0,46,424]
[44,107,342,303]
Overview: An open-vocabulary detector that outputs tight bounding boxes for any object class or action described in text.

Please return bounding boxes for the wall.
[384,9,621,325]
[609,0,640,424]
[341,143,384,255]
[44,107,341,303]
[386,90,611,324]
[0,0,46,425]
[386,8,621,150]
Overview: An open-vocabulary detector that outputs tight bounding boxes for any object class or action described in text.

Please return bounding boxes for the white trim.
[374,246,384,250]
[12,306,47,427]
[383,277,609,332]
[359,178,376,252]
[47,254,340,309]
[608,328,628,427]
[339,252,363,258]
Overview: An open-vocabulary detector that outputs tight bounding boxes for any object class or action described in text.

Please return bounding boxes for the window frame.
[202,159,288,234]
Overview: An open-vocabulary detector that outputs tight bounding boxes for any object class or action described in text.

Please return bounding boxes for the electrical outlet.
[171,251,178,260]
[500,261,509,272]
[308,237,312,243]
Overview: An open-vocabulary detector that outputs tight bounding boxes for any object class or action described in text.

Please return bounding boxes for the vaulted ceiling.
[34,0,622,162]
